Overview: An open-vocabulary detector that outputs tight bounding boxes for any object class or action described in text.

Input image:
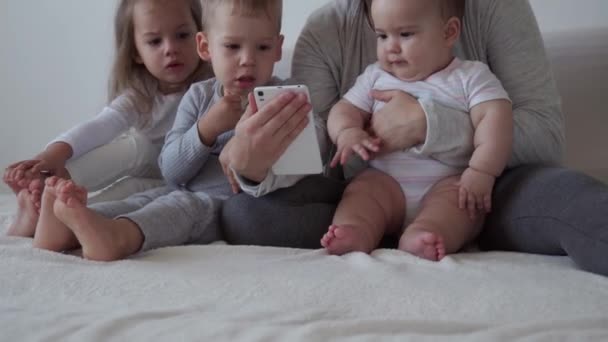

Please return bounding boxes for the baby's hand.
[331,127,382,167]
[457,167,496,219]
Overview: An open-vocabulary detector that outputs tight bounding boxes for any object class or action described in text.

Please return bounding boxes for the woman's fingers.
[272,103,310,142]
[247,92,298,130]
[260,93,309,136]
[276,112,309,155]
[370,89,398,103]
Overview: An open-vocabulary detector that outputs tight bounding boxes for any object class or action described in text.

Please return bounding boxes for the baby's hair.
[439,0,466,21]
[109,0,212,114]
[202,0,283,33]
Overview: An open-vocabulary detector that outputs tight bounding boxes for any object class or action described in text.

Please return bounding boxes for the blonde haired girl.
[5,0,212,237]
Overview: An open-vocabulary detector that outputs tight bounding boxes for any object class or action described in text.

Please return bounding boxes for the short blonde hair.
[109,0,212,114]
[202,0,283,33]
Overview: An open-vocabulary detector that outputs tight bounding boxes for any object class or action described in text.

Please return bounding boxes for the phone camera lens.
[257,91,264,97]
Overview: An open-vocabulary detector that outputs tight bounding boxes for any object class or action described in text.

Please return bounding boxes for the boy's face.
[372,0,458,81]
[197,5,283,96]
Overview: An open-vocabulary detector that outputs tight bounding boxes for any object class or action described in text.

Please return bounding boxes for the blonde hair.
[109,0,212,114]
[202,0,283,33]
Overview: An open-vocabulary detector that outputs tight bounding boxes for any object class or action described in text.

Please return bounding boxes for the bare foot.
[6,189,41,237]
[32,177,79,251]
[54,184,143,261]
[398,229,446,261]
[321,224,376,255]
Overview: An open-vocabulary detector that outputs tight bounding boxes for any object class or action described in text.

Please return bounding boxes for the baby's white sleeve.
[343,64,377,112]
[466,62,511,109]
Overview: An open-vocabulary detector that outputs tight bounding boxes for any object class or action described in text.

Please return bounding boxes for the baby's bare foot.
[321,224,376,255]
[54,185,143,261]
[6,189,41,237]
[32,177,79,251]
[399,229,446,261]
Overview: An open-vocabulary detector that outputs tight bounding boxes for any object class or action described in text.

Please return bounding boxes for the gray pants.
[221,165,608,276]
[91,187,223,252]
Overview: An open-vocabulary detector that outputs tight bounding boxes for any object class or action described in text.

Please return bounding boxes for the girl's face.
[372,0,457,82]
[196,5,283,96]
[132,0,200,93]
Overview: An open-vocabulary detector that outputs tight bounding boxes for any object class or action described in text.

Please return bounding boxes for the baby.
[323,0,512,260]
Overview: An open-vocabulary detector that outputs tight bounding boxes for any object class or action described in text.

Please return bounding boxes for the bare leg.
[321,169,405,255]
[32,177,79,251]
[53,182,144,261]
[399,175,483,261]
[6,187,41,237]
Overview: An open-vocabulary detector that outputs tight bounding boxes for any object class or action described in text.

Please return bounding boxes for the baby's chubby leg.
[53,182,144,261]
[399,175,483,261]
[32,177,79,251]
[322,169,405,255]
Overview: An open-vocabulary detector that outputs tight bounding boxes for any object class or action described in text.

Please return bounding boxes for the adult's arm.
[478,0,564,166]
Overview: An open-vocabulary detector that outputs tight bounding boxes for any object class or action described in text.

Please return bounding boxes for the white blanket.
[1,194,607,341]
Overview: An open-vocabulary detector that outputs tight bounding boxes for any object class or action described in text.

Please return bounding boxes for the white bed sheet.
[1,193,607,341]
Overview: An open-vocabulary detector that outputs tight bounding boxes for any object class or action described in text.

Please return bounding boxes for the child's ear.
[444,17,461,48]
[275,34,284,62]
[196,32,211,61]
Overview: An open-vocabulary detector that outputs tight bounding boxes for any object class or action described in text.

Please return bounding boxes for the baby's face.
[372,0,454,81]
[198,5,283,96]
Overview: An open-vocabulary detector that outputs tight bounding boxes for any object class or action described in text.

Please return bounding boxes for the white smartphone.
[253,85,323,175]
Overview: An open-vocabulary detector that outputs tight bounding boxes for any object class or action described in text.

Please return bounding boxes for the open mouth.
[166,62,184,69]
[236,76,256,89]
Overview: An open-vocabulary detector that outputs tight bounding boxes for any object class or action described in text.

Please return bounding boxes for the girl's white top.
[48,91,184,160]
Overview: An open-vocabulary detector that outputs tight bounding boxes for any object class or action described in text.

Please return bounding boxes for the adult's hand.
[228,91,311,182]
[219,138,240,194]
[369,90,427,154]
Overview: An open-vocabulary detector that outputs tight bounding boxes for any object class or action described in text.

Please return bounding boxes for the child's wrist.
[467,165,497,178]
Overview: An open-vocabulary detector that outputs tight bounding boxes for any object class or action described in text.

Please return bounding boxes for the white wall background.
[1,0,607,192]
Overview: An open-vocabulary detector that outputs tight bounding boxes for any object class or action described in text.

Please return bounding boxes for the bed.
[2,27,608,341]
[2,195,608,341]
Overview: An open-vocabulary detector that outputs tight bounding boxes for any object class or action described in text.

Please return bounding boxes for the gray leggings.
[92,187,223,252]
[221,165,608,276]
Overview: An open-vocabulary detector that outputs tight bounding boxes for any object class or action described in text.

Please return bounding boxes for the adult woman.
[223,0,608,276]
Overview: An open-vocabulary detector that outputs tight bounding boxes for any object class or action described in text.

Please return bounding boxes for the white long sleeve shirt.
[49,92,184,160]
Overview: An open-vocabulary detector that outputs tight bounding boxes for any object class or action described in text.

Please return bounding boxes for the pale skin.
[4,0,201,238]
[322,0,513,260]
[30,4,311,261]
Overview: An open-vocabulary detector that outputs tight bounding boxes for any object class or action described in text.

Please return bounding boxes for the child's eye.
[147,38,162,46]
[400,32,414,38]
[376,33,387,40]
[177,32,192,40]
[258,44,271,51]
[224,44,240,50]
